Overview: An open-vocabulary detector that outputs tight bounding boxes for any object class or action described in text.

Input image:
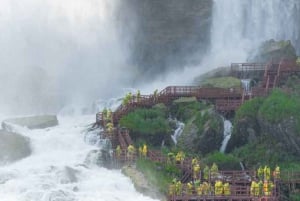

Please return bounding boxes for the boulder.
[177,109,223,155]
[122,165,165,200]
[248,39,297,63]
[2,115,58,130]
[0,130,31,165]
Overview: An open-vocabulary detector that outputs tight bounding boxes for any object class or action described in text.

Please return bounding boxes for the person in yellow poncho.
[127,144,136,163]
[175,151,185,165]
[138,146,143,157]
[106,122,114,133]
[257,166,264,180]
[169,181,176,196]
[187,181,193,195]
[167,152,175,164]
[175,180,182,195]
[203,165,210,181]
[273,165,280,179]
[214,180,223,195]
[193,163,200,180]
[223,182,230,195]
[116,145,121,159]
[192,157,198,167]
[264,166,271,181]
[142,144,147,158]
[210,163,219,179]
[251,180,260,196]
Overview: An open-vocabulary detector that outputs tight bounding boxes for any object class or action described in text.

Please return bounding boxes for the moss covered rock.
[198,76,242,88]
[248,39,297,63]
[176,107,223,155]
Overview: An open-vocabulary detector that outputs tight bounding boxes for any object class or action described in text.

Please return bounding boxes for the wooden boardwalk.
[96,59,300,126]
[96,59,300,201]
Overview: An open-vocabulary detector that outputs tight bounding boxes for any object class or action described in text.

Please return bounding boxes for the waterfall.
[171,120,185,145]
[211,0,300,65]
[241,79,251,94]
[220,118,233,153]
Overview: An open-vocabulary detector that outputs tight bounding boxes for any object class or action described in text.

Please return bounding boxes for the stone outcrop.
[258,116,300,156]
[248,39,297,63]
[177,109,223,155]
[226,117,260,153]
[122,165,165,200]
[228,114,300,157]
[0,130,31,165]
[2,115,58,130]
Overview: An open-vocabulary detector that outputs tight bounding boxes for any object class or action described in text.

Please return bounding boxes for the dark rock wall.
[117,0,213,78]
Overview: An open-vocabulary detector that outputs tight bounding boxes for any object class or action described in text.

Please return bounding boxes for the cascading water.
[210,0,300,65]
[241,79,251,94]
[171,120,185,145]
[220,118,233,153]
[0,116,158,201]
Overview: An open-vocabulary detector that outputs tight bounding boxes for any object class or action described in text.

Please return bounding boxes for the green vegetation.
[258,89,300,127]
[199,76,241,88]
[119,107,171,146]
[203,152,241,170]
[135,158,180,194]
[170,100,207,123]
[234,97,264,121]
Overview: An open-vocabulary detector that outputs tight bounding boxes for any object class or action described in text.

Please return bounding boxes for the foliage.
[119,108,171,146]
[199,76,241,88]
[136,158,180,194]
[231,139,296,169]
[234,97,264,121]
[203,152,241,170]
[290,194,300,201]
[258,89,300,132]
[170,101,207,123]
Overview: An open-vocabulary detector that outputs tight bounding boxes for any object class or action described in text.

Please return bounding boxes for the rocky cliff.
[118,0,213,78]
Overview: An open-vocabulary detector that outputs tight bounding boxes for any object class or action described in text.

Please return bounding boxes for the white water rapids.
[0,115,157,201]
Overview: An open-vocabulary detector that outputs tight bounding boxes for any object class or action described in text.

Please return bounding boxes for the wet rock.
[122,165,165,201]
[56,166,78,184]
[248,39,297,63]
[0,130,31,165]
[2,115,58,130]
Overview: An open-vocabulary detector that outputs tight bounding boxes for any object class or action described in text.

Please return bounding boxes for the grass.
[199,76,241,88]
[135,158,180,194]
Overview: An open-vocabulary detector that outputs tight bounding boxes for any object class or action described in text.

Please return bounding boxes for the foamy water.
[0,115,158,201]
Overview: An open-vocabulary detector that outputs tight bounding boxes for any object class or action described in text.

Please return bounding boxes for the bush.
[170,101,207,123]
[119,108,171,146]
[235,97,264,121]
[136,158,179,194]
[203,152,241,170]
[258,89,300,132]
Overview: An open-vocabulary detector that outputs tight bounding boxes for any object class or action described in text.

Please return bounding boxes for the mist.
[0,0,135,115]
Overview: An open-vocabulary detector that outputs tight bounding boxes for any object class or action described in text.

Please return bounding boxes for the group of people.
[102,108,114,135]
[250,165,280,196]
[169,164,281,197]
[115,143,148,163]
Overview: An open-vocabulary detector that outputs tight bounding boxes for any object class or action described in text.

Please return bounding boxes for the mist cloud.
[0,0,134,115]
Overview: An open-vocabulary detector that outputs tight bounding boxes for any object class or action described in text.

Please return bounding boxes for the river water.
[0,115,158,201]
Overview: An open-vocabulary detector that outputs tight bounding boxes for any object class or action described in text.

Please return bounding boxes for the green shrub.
[170,101,207,123]
[235,97,264,121]
[258,89,300,132]
[203,152,241,170]
[136,158,179,194]
[119,108,171,146]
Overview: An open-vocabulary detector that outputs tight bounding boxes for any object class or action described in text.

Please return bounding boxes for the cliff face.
[228,108,300,158]
[258,117,300,156]
[118,0,213,78]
